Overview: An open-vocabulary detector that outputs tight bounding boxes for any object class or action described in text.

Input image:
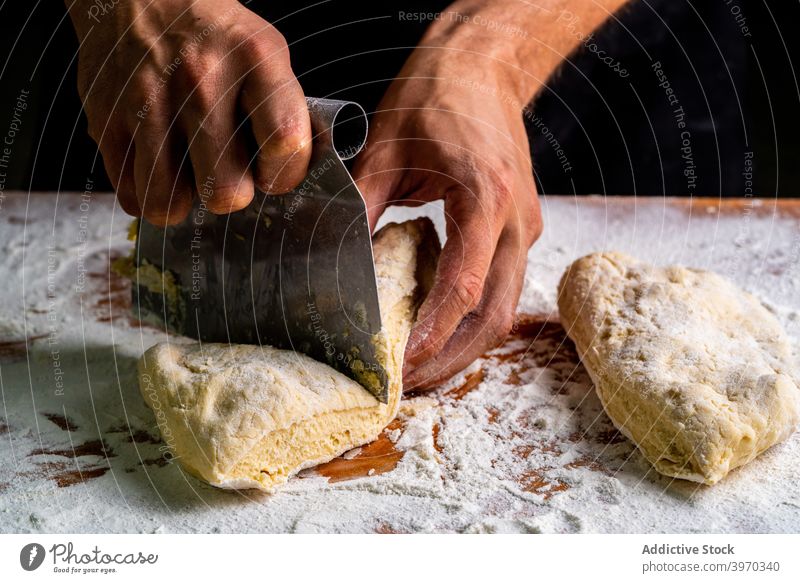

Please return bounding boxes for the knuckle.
[526,197,544,245]
[528,213,544,245]
[484,162,515,208]
[252,171,273,193]
[208,186,253,213]
[116,193,140,216]
[254,162,305,194]
[85,118,104,143]
[189,82,219,115]
[263,118,310,156]
[142,194,191,226]
[98,146,122,179]
[265,26,289,50]
[76,79,91,106]
[138,186,167,210]
[125,79,159,124]
[184,53,213,79]
[240,25,289,58]
[451,270,485,314]
[504,185,541,248]
[181,54,219,92]
[141,204,170,226]
[128,72,158,105]
[85,106,123,144]
[493,175,514,203]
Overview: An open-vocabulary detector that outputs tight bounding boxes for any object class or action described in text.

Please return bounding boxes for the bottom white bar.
[0,534,797,582]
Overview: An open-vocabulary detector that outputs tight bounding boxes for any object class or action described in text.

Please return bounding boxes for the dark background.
[0,0,798,197]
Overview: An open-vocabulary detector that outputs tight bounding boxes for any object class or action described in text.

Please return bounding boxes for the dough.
[558,252,800,485]
[138,220,438,491]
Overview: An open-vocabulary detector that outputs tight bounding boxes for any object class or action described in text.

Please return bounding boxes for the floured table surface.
[0,193,798,533]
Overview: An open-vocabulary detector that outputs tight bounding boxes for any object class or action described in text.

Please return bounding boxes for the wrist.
[402,48,534,114]
[415,1,543,105]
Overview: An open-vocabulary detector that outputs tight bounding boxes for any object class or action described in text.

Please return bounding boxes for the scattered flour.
[0,194,798,533]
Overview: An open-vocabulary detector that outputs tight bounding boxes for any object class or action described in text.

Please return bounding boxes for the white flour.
[0,194,798,533]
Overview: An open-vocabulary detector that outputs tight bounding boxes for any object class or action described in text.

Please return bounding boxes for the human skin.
[65,0,628,387]
[65,0,313,226]
[353,0,629,388]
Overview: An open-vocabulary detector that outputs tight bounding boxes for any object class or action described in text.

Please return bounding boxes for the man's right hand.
[66,0,311,226]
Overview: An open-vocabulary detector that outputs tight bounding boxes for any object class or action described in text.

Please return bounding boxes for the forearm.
[418,0,631,105]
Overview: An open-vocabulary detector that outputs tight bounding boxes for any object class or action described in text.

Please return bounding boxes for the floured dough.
[558,252,800,485]
[138,220,438,491]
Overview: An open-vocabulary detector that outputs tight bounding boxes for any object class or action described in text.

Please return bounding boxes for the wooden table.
[0,193,798,533]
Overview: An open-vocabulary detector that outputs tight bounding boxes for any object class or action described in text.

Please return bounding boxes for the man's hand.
[354,0,628,388]
[66,0,312,225]
[353,51,541,390]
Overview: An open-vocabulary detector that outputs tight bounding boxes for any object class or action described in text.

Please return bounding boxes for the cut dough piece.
[558,252,800,485]
[138,220,439,491]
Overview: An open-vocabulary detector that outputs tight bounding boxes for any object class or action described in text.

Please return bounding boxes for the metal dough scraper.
[132,98,388,402]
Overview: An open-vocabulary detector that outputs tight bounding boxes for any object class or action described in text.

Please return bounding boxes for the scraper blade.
[132,98,388,401]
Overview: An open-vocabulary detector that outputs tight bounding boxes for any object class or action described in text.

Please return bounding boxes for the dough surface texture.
[557,252,800,485]
[138,220,435,491]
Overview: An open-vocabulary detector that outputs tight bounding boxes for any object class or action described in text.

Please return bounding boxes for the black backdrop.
[0,0,797,197]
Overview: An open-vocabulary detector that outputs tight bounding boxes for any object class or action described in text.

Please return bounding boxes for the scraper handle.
[305,97,368,162]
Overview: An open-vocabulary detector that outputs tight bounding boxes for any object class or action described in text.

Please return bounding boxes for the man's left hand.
[353,48,543,390]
